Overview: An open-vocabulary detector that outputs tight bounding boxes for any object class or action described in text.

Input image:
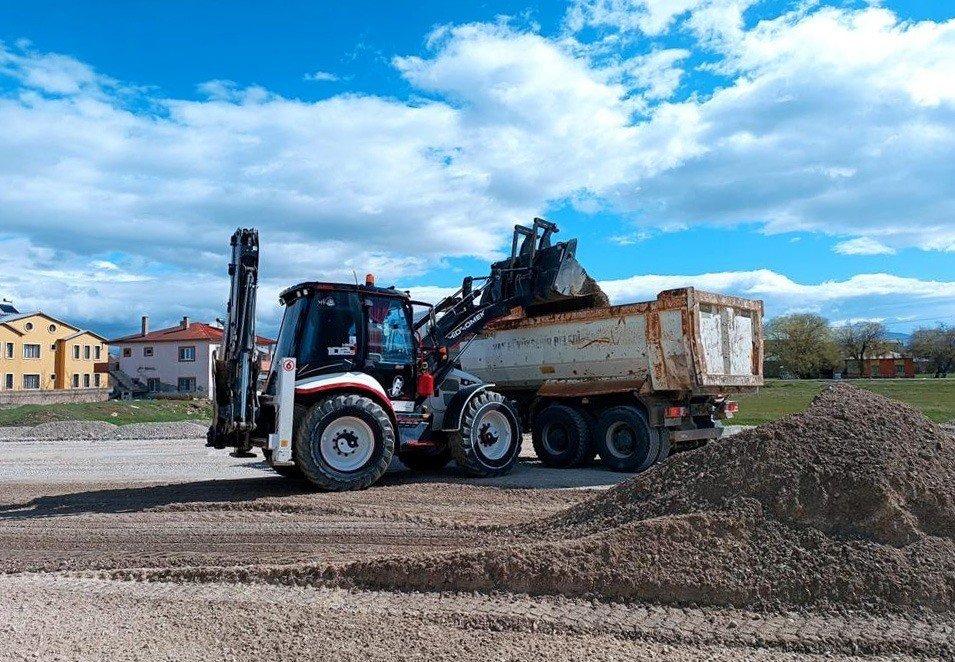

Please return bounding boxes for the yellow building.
[0,309,109,399]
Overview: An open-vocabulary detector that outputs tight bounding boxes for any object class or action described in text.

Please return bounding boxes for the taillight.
[664,406,688,419]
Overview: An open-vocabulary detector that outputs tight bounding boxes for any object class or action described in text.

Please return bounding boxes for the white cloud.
[402,270,955,327]
[833,237,896,255]
[303,71,340,82]
[2,3,955,332]
[565,0,756,40]
[597,269,955,326]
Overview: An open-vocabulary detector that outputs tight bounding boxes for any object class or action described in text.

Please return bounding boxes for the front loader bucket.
[482,220,609,311]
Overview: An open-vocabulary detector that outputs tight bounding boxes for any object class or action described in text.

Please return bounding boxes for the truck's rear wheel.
[398,444,452,472]
[450,391,521,477]
[595,406,660,472]
[295,394,394,491]
[532,405,592,468]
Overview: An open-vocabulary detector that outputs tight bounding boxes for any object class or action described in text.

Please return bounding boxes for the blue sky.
[0,0,953,339]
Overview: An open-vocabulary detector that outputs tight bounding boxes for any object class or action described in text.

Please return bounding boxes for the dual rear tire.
[594,406,661,472]
[532,405,596,468]
[532,404,666,473]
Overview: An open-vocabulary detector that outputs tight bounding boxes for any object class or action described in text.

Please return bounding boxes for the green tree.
[764,313,840,379]
[833,321,888,368]
[908,325,955,377]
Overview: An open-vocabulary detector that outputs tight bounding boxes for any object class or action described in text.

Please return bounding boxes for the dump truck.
[459,288,764,472]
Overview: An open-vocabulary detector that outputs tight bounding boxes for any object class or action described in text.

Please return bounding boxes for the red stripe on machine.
[294,382,393,410]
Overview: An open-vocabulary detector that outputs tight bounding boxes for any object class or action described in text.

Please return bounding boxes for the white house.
[109,316,275,398]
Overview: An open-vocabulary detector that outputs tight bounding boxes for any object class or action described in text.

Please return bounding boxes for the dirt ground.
[0,437,952,660]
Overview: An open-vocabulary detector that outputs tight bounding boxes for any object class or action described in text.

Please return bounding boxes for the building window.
[179,346,196,362]
[73,345,80,359]
[3,374,12,390]
[22,374,40,390]
[144,346,154,357]
[94,373,101,387]
[49,324,56,333]
[4,343,12,359]
[94,346,102,360]
[122,348,132,358]
[24,322,33,331]
[83,374,91,388]
[50,343,56,351]
[84,345,91,360]
[177,377,196,392]
[147,378,161,392]
[23,344,40,359]
[72,374,79,388]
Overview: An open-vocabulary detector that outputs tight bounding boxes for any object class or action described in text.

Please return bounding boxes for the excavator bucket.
[482,218,608,312]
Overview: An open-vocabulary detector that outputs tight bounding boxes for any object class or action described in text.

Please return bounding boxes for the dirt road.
[0,438,951,660]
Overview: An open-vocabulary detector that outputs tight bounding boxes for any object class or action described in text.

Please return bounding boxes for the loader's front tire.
[532,404,593,468]
[450,391,521,477]
[595,406,660,473]
[295,395,394,491]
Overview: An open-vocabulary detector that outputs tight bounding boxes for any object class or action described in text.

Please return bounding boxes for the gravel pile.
[112,421,209,440]
[328,384,955,612]
[0,420,209,441]
[22,421,121,440]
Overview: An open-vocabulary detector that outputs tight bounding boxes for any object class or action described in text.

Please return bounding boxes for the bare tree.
[908,324,955,377]
[765,313,839,378]
[833,321,888,367]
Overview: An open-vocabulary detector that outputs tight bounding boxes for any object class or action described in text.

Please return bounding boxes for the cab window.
[366,296,414,365]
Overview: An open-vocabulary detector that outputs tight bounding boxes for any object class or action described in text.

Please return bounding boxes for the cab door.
[363,295,416,409]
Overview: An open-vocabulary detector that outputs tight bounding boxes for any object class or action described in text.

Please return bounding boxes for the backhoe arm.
[208,228,261,451]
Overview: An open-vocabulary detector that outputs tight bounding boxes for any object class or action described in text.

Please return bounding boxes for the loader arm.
[415,218,599,387]
[207,228,261,451]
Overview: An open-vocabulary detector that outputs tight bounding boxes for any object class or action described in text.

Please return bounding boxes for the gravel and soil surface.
[0,419,209,441]
[0,384,952,660]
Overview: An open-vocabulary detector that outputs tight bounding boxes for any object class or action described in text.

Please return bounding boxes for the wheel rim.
[541,421,570,455]
[474,409,512,461]
[319,416,376,472]
[605,421,638,459]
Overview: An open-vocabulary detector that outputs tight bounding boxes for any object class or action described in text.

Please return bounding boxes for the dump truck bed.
[461,288,763,396]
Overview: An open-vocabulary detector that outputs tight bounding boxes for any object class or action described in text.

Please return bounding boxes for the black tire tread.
[294,394,394,491]
[595,406,660,473]
[532,404,592,468]
[450,391,522,477]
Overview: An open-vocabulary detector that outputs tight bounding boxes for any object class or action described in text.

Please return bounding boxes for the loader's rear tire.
[450,391,521,477]
[294,395,394,491]
[595,406,660,473]
[398,444,452,472]
[532,405,593,468]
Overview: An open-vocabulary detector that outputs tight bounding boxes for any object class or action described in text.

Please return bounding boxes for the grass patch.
[0,399,213,427]
[734,378,955,426]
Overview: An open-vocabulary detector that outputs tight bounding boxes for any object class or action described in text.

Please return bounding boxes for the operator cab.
[271,279,418,401]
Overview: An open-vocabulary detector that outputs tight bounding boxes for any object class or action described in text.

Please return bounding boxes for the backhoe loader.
[207,219,598,491]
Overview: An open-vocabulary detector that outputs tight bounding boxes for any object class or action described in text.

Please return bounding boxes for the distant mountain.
[885,331,911,344]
